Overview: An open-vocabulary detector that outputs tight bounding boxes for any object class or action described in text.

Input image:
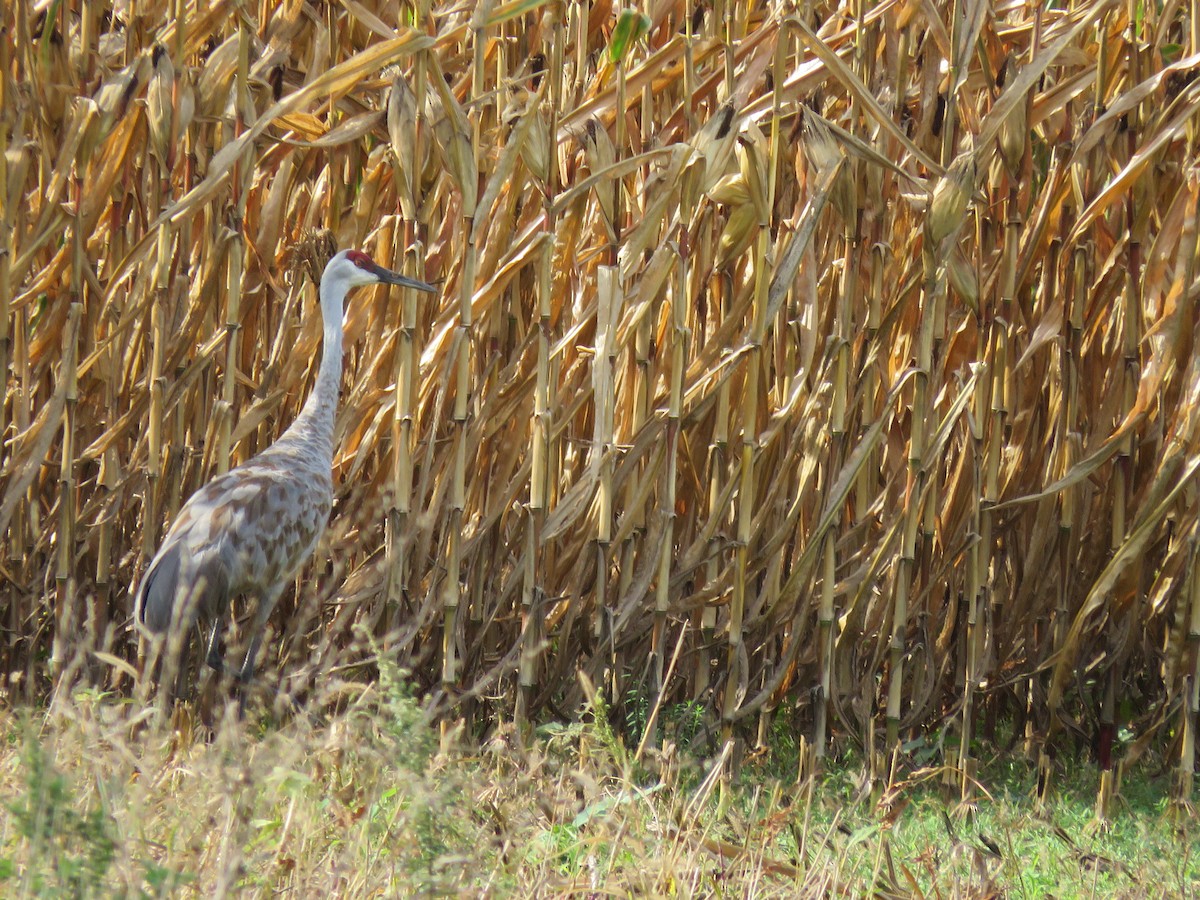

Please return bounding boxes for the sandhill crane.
[134,248,435,688]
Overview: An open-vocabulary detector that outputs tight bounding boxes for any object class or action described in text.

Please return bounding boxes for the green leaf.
[846,824,881,847]
[572,795,618,828]
[609,9,651,65]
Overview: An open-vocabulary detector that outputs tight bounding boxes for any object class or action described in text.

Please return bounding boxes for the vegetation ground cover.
[0,686,1195,897]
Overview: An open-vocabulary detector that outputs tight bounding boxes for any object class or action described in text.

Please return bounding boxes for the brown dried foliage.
[3,0,1200,779]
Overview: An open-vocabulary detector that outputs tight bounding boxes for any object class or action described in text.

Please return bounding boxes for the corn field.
[3,0,1200,804]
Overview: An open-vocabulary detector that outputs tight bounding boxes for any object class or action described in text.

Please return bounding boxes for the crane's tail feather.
[136,544,231,635]
[136,543,184,633]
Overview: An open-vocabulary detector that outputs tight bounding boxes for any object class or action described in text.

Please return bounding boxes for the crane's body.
[134,248,435,684]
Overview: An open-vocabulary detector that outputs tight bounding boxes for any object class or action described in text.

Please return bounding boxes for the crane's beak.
[368,261,437,293]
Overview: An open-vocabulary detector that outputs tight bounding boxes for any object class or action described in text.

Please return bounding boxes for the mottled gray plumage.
[134,248,435,683]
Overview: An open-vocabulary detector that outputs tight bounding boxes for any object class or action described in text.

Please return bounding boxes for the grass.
[1,684,1195,898]
[793,750,1199,898]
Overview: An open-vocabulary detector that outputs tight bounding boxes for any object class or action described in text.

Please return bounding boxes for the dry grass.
[3,0,1200,810]
[2,689,1197,897]
[0,682,819,897]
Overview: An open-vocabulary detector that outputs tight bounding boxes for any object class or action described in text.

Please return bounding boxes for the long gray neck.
[278,279,345,461]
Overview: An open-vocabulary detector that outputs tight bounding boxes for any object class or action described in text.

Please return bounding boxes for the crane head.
[323,248,437,293]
